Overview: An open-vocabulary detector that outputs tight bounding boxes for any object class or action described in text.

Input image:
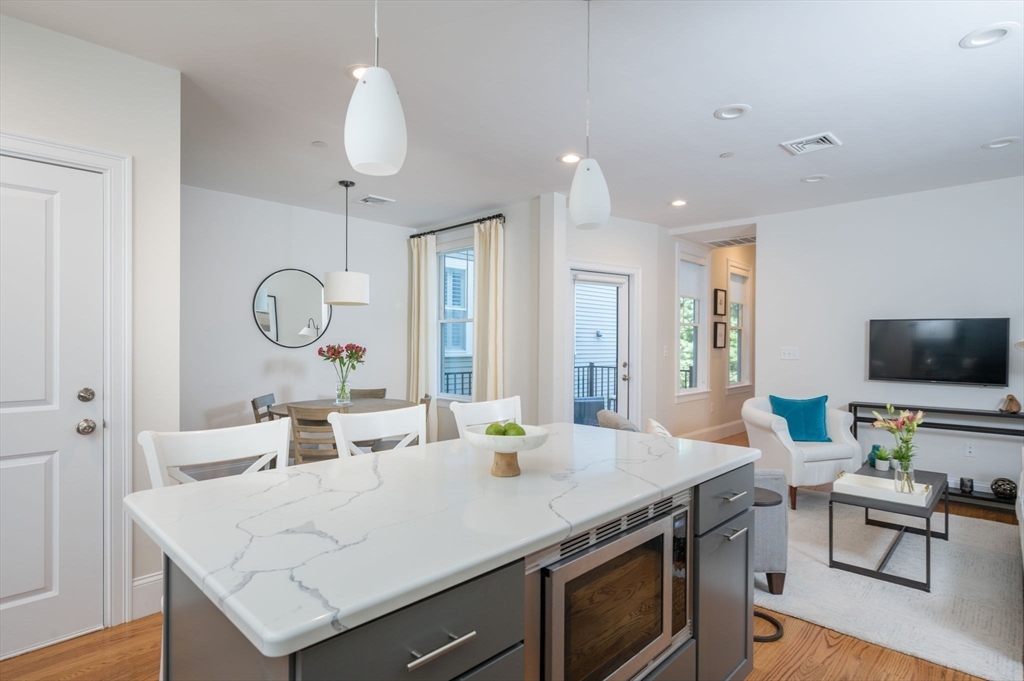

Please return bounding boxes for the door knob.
[76,419,97,435]
[622,374,630,381]
[77,387,95,402]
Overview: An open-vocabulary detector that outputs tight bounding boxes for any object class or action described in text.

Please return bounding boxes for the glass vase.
[893,463,915,494]
[335,379,351,406]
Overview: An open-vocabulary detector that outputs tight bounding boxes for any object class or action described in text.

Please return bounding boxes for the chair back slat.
[449,396,522,438]
[350,388,387,399]
[251,393,277,423]
[328,405,426,456]
[138,418,291,489]
[288,405,342,463]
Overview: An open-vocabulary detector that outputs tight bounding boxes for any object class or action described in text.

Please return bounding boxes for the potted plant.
[873,447,892,471]
[317,343,366,405]
[872,404,925,493]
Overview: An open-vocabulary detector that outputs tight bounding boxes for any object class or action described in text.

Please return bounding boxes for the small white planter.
[875,459,891,472]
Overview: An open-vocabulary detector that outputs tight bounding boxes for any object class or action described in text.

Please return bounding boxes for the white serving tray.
[833,472,931,507]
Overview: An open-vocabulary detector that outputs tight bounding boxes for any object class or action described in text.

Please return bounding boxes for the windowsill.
[675,389,711,404]
[726,382,754,395]
[436,395,472,407]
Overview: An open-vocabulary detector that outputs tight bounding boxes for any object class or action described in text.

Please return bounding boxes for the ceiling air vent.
[356,194,395,207]
[705,235,756,248]
[780,132,842,156]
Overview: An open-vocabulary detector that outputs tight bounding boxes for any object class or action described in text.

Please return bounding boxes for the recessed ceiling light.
[719,152,735,159]
[713,104,752,120]
[558,153,582,163]
[981,136,1021,149]
[311,141,328,148]
[801,174,829,183]
[959,22,1018,49]
[345,64,371,80]
[670,199,687,207]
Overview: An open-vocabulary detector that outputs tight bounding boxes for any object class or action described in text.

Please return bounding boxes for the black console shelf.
[848,401,1024,440]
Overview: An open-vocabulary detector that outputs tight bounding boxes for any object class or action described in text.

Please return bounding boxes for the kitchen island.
[126,423,760,680]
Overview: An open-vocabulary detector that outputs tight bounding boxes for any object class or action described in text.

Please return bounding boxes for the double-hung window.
[676,243,709,398]
[438,245,475,398]
[727,261,751,388]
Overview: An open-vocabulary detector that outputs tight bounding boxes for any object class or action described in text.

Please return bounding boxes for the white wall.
[0,16,181,579]
[756,176,1024,489]
[180,185,410,430]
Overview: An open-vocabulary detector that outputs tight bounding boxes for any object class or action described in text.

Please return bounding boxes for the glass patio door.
[571,271,629,426]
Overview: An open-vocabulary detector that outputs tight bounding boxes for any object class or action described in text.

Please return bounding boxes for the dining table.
[267,397,416,419]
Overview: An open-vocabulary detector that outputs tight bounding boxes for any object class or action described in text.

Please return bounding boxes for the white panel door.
[571,271,630,426]
[0,155,105,659]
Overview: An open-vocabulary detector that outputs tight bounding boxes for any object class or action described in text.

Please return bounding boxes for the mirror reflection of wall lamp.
[298,318,320,340]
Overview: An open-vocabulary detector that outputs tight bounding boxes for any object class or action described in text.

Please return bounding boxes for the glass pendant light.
[344,0,407,176]
[324,180,370,306]
[568,0,610,230]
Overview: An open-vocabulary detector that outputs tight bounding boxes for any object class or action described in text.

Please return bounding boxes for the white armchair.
[741,396,861,509]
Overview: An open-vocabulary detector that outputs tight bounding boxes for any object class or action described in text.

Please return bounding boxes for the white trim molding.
[131,572,163,620]
[682,419,746,442]
[1,130,134,627]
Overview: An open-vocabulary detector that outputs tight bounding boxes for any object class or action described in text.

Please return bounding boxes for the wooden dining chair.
[251,393,277,423]
[329,405,426,456]
[372,395,433,451]
[350,388,387,399]
[288,405,343,463]
[449,396,522,438]
[138,418,291,489]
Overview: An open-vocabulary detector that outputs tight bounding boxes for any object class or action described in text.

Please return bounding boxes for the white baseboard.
[682,419,746,442]
[131,572,162,620]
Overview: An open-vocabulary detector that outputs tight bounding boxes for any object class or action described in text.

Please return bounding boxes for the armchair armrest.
[741,404,789,435]
[826,408,860,449]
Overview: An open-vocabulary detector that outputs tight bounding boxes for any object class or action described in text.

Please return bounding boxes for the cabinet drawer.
[694,463,754,536]
[457,643,524,681]
[642,639,695,681]
[296,561,524,681]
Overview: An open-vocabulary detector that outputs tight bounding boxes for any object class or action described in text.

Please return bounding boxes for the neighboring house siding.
[573,283,617,368]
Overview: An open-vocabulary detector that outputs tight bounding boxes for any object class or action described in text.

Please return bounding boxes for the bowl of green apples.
[463,422,549,477]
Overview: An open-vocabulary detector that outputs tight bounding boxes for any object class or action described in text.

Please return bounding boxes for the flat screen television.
[868,318,1009,387]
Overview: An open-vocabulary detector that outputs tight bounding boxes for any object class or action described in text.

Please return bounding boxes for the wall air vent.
[780,132,842,156]
[356,194,395,207]
[705,235,757,248]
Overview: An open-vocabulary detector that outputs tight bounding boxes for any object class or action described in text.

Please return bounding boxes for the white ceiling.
[2,0,1022,229]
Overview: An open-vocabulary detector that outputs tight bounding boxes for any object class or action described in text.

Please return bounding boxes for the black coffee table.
[829,465,949,592]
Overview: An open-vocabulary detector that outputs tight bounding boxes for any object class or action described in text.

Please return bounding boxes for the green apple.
[503,422,526,437]
[485,422,506,436]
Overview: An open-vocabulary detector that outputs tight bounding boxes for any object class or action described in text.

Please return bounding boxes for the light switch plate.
[781,347,800,360]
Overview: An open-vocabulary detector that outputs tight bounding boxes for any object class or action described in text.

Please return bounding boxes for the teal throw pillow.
[768,395,831,442]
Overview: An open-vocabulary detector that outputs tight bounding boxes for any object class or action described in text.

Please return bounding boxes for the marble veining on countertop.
[125,423,759,657]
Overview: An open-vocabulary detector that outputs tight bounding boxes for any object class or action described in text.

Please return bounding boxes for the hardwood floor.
[0,431,1015,681]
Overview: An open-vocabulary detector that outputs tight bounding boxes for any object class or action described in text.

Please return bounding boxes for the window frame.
[675,242,711,402]
[437,239,475,401]
[726,259,752,392]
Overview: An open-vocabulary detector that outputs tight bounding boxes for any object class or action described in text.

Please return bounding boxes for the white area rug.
[753,490,1023,681]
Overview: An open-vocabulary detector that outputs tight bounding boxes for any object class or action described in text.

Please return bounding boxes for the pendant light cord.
[345,183,350,272]
[585,0,591,159]
[374,0,380,67]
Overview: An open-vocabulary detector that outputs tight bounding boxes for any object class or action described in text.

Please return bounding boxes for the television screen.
[868,318,1009,387]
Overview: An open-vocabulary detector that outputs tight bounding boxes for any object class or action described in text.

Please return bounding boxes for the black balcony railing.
[680,365,696,389]
[573,363,618,415]
[442,371,472,396]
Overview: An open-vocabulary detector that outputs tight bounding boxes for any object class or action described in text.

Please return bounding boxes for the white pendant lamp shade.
[324,270,370,306]
[568,158,611,230]
[344,66,407,176]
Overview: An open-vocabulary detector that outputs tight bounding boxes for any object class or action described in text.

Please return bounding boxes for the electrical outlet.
[663,345,668,358]
[780,347,800,360]
[964,442,975,458]
[710,402,715,413]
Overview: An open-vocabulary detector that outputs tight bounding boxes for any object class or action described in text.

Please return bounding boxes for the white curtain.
[472,218,504,401]
[407,234,437,440]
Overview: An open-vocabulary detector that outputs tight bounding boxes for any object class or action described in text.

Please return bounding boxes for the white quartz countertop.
[125,423,759,657]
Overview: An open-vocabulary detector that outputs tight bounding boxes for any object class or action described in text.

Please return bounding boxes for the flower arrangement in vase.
[871,403,925,493]
[317,343,366,405]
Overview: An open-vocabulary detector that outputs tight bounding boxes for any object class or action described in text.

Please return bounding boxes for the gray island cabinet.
[126,424,759,681]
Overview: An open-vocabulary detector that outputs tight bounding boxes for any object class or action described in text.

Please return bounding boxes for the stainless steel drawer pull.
[725,527,748,542]
[407,631,477,671]
[723,490,747,503]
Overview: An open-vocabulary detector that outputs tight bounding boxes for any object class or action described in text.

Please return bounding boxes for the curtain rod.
[408,213,505,239]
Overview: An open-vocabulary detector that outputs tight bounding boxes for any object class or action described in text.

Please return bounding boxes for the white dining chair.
[137,417,291,681]
[139,418,291,489]
[328,404,427,456]
[449,396,523,438]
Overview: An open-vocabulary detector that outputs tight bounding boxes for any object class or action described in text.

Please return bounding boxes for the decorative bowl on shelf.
[462,424,550,478]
